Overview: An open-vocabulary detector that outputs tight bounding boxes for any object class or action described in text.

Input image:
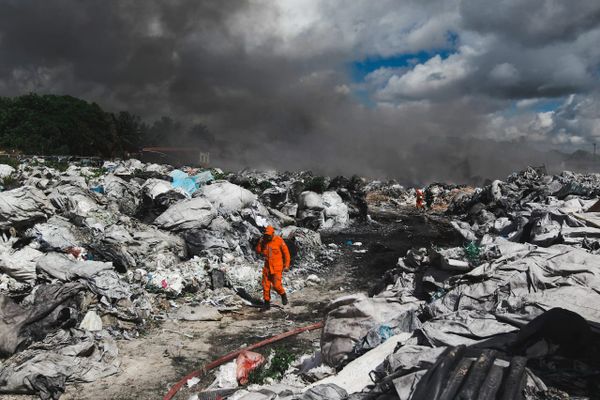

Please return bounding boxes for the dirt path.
[8,209,461,400]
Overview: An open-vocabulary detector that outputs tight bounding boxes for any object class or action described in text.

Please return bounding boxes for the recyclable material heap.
[0,158,364,399]
[209,167,600,400]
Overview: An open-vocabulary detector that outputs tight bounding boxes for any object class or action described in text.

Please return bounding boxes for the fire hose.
[162,321,324,400]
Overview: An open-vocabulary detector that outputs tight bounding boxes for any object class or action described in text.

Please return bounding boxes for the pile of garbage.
[213,167,600,400]
[446,166,600,248]
[0,157,373,398]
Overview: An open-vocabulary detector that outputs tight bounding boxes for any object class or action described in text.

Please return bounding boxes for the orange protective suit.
[256,232,290,302]
[416,189,424,209]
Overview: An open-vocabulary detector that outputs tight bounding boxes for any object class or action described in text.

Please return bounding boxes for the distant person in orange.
[256,225,290,310]
[415,189,425,210]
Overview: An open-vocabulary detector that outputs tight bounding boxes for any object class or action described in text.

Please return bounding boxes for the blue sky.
[349,50,453,82]
[532,99,564,113]
[349,31,458,83]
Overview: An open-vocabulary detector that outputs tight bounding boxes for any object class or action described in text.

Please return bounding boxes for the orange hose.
[162,321,324,400]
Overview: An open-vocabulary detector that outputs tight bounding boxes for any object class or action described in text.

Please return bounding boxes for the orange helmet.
[264,225,275,235]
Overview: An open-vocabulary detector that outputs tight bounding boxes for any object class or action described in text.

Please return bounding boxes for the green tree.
[0,93,148,157]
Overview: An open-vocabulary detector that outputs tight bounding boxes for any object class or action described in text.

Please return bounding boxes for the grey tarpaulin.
[427,239,600,331]
[0,186,55,229]
[321,294,422,368]
[183,229,230,255]
[302,384,347,400]
[48,185,100,218]
[418,310,518,347]
[195,181,257,213]
[36,253,113,281]
[103,174,141,216]
[0,329,119,399]
[154,197,217,231]
[26,216,87,251]
[0,241,42,283]
[36,253,131,300]
[0,282,83,356]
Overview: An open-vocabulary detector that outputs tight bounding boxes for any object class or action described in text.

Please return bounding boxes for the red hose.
[162,321,324,400]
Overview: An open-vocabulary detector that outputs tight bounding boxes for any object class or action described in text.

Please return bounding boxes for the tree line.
[0,93,214,157]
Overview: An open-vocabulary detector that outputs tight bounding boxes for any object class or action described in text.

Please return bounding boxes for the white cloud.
[375,47,476,101]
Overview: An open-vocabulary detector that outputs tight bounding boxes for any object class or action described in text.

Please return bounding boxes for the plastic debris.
[79,310,103,331]
[236,351,266,385]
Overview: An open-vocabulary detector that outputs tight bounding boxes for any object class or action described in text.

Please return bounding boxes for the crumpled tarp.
[196,181,257,213]
[27,216,87,251]
[321,294,422,368]
[0,164,15,178]
[103,174,141,215]
[321,191,349,230]
[310,333,410,394]
[427,238,600,330]
[0,329,119,399]
[0,186,55,229]
[0,282,83,356]
[170,169,198,196]
[154,197,217,231]
[418,310,518,347]
[48,185,100,218]
[0,239,42,283]
[36,253,131,300]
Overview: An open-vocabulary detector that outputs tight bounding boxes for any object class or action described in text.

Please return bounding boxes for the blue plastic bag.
[170,170,198,196]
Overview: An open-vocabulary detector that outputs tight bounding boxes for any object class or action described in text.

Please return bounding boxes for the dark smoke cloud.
[1,1,599,184]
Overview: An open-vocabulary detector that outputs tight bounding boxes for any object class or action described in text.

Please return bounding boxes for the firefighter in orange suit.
[416,189,425,210]
[256,225,290,310]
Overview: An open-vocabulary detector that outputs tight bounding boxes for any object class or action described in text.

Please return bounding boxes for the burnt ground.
[322,209,464,292]
[6,208,462,400]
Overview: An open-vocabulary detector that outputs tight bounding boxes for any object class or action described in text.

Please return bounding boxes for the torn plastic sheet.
[48,185,100,218]
[36,252,113,281]
[170,169,215,197]
[27,216,86,251]
[309,333,410,394]
[170,169,198,196]
[0,186,55,229]
[197,181,257,213]
[0,242,42,283]
[321,294,422,368]
[36,253,132,300]
[154,197,217,231]
[236,350,266,385]
[103,174,141,215]
[0,329,119,399]
[0,282,84,356]
[427,243,600,330]
[450,220,477,241]
[418,310,519,347]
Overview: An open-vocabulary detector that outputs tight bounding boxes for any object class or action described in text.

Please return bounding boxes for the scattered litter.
[79,310,103,331]
[237,351,266,385]
[186,376,200,388]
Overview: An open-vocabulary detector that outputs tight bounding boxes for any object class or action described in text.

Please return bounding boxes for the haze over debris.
[1,1,600,183]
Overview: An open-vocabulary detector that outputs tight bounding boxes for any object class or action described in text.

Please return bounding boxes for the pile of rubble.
[0,158,369,398]
[214,167,600,400]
